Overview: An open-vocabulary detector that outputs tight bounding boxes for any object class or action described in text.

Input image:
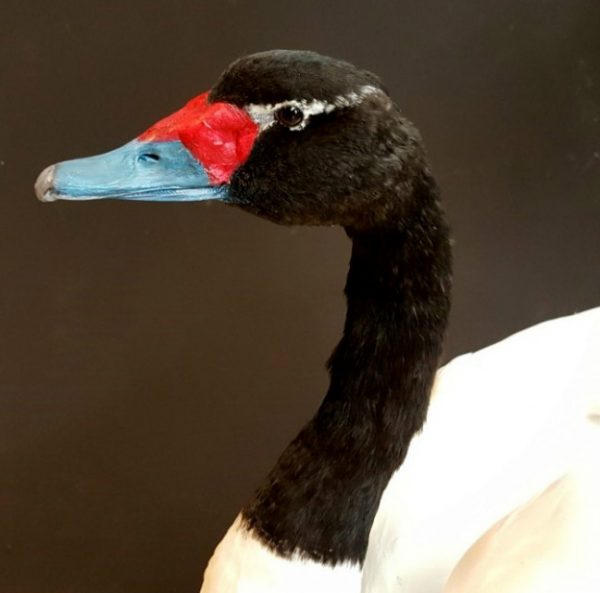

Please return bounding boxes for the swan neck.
[241,175,452,566]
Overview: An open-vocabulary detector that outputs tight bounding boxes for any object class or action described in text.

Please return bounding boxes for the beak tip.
[35,165,57,202]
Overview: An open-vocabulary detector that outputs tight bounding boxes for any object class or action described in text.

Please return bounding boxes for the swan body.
[364,305,600,593]
[35,50,600,593]
[199,307,600,593]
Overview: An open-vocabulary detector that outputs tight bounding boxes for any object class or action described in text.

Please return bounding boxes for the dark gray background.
[1,1,599,591]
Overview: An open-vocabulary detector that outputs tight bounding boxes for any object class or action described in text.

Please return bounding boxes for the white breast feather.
[200,515,361,593]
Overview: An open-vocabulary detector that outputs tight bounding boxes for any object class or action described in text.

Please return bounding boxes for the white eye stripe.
[246,85,380,132]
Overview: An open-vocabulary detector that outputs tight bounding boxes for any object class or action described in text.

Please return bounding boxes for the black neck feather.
[242,172,452,565]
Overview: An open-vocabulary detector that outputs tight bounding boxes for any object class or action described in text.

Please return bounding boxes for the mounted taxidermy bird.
[36,50,600,593]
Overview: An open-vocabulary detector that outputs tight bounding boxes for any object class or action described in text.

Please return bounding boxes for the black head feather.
[210,49,387,106]
[210,50,428,230]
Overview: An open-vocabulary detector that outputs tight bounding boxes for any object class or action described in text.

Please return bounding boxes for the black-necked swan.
[35,50,600,593]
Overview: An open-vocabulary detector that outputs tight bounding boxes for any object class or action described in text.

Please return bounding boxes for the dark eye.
[275,105,304,128]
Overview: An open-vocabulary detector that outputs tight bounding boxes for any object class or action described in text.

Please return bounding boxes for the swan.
[35,50,600,593]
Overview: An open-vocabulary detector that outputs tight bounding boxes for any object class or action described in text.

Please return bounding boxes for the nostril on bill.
[34,165,57,202]
[138,153,161,163]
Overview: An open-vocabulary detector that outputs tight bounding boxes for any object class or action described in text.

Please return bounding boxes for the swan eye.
[275,105,304,128]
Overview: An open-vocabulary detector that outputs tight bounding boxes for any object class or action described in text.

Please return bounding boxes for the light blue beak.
[34,139,227,203]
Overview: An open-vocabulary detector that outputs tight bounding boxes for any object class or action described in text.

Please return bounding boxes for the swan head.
[35,50,431,229]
